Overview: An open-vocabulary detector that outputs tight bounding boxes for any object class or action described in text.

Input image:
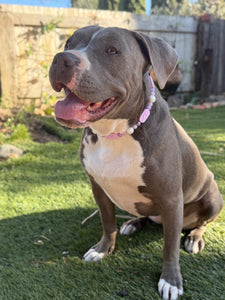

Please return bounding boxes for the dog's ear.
[134,32,178,89]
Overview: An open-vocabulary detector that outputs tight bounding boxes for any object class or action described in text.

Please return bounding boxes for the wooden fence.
[195,15,225,100]
[0,4,220,108]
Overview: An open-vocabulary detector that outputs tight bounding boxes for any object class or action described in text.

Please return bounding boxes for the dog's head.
[49,26,178,128]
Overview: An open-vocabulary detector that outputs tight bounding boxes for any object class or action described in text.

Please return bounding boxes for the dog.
[49,26,223,299]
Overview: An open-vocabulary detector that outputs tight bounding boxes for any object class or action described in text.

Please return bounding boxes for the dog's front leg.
[83,178,117,262]
[158,195,184,300]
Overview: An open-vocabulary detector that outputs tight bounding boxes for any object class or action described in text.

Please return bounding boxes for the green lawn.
[0,107,224,300]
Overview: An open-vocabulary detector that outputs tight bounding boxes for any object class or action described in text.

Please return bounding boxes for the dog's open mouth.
[55,88,118,128]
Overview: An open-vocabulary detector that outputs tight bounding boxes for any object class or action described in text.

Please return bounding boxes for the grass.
[0,107,224,300]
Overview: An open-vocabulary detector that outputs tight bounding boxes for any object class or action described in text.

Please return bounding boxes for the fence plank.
[0,12,17,106]
[217,20,225,94]
[196,17,225,99]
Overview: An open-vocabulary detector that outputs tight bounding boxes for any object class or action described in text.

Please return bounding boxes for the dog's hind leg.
[120,217,149,235]
[183,180,223,254]
[184,226,206,254]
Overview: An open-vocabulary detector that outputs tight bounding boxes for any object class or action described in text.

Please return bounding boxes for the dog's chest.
[82,132,150,217]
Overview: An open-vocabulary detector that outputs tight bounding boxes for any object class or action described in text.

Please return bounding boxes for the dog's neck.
[90,76,156,140]
[89,119,129,138]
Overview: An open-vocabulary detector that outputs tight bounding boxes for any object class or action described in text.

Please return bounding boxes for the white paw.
[83,248,105,262]
[158,279,183,300]
[120,223,137,235]
[184,236,205,254]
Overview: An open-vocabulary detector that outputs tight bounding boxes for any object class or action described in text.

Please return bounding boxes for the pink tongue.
[55,93,90,122]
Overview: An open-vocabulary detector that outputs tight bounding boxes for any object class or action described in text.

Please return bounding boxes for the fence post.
[0,12,18,107]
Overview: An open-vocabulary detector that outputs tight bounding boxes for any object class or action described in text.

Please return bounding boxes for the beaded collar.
[103,75,156,140]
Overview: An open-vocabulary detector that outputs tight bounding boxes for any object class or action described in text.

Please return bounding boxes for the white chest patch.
[82,120,150,217]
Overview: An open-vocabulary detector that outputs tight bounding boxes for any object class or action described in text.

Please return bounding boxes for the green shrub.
[10,124,31,141]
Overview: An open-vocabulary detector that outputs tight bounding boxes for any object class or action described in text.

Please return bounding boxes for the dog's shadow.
[1,205,221,264]
[0,207,163,265]
[1,207,224,299]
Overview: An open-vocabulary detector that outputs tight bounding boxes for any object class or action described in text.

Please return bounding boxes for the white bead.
[127,127,134,135]
[150,95,156,103]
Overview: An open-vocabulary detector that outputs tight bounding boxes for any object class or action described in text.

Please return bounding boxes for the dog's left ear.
[134,31,178,89]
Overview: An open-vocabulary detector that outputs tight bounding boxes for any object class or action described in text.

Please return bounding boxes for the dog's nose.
[52,52,80,68]
[49,52,81,92]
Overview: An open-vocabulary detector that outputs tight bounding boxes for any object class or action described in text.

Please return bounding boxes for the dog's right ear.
[133,31,178,89]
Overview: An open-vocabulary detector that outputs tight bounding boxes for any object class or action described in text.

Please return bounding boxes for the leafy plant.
[151,0,225,18]
[9,124,31,141]
[40,61,50,78]
[40,18,63,34]
[25,43,34,57]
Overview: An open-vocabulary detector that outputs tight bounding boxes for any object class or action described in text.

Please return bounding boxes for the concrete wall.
[0,4,198,108]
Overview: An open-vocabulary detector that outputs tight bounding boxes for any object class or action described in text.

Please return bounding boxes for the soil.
[0,108,63,143]
[27,117,65,143]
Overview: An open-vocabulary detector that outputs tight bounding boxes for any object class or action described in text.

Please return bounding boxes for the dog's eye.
[106,46,118,55]
[65,40,71,50]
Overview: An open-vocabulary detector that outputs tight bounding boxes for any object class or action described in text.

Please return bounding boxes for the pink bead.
[139,108,150,123]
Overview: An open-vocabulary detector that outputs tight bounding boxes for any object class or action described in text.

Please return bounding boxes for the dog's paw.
[158,279,183,300]
[120,217,148,235]
[120,223,137,235]
[184,234,205,254]
[83,233,116,262]
[83,248,105,262]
